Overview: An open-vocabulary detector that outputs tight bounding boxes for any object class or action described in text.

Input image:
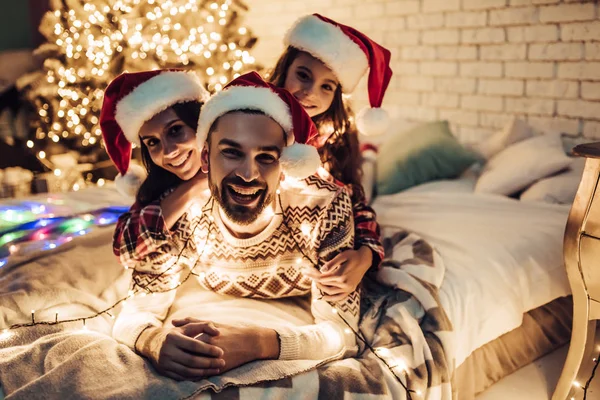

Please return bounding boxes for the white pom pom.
[114,163,147,198]
[280,143,321,180]
[356,107,390,136]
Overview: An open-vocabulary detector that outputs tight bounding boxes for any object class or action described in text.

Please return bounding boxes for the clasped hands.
[135,318,279,381]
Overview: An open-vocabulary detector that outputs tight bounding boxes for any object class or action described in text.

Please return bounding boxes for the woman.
[268,14,392,301]
[101,70,229,378]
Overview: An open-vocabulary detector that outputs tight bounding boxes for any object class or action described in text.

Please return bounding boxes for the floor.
[476,345,600,400]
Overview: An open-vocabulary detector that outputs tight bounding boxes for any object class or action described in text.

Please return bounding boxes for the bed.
[372,177,573,398]
[0,176,572,399]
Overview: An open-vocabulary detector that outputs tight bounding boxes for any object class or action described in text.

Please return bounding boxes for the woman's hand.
[303,246,373,302]
[135,321,225,381]
[173,319,279,373]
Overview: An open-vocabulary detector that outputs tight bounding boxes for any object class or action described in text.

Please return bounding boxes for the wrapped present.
[0,167,33,198]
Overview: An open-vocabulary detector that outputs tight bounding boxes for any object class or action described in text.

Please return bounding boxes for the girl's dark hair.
[135,101,202,205]
[268,46,365,201]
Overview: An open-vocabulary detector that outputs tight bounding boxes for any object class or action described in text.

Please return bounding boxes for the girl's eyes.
[322,84,333,92]
[296,71,310,81]
[145,138,159,148]
[168,124,185,137]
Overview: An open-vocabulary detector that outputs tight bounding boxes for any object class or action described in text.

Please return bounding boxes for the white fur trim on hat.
[115,163,147,198]
[197,85,293,149]
[356,107,390,136]
[280,143,321,179]
[285,15,369,93]
[115,71,209,145]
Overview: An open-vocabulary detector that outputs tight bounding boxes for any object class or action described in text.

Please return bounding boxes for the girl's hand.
[173,319,279,373]
[303,246,372,302]
[136,320,225,381]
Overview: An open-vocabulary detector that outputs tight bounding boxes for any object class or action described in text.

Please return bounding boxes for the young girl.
[267,14,393,301]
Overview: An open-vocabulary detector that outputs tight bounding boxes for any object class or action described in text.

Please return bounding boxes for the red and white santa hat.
[100,69,209,197]
[284,13,393,136]
[197,72,321,179]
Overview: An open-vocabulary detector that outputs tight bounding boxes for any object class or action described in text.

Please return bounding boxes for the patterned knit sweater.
[112,176,359,361]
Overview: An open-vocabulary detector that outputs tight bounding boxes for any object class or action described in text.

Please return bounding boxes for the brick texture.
[246,0,600,141]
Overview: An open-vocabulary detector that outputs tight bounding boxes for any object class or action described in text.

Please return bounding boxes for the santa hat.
[284,13,393,136]
[197,72,320,179]
[100,69,209,197]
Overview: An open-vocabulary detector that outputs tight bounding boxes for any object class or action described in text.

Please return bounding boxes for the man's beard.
[208,171,274,225]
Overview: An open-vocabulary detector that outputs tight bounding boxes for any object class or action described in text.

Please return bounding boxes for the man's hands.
[135,320,224,381]
[172,318,280,374]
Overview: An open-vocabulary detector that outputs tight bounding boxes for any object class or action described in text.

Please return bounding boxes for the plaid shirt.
[113,193,178,270]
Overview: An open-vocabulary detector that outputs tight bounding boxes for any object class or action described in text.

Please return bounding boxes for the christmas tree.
[18,0,259,168]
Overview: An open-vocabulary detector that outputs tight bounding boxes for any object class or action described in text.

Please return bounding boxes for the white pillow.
[475,133,572,196]
[471,117,533,160]
[520,158,585,204]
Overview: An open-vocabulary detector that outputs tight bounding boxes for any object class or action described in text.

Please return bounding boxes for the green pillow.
[376,120,478,195]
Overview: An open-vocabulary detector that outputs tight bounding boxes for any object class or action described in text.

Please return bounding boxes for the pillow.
[471,117,533,160]
[475,133,572,196]
[520,158,585,204]
[375,120,478,195]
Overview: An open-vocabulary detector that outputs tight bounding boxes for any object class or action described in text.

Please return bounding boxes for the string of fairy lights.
[0,193,418,399]
[21,0,258,171]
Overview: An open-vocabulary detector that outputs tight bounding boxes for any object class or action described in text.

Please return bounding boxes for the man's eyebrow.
[259,146,281,156]
[217,139,241,148]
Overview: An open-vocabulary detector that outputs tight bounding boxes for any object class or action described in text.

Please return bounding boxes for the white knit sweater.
[112,176,359,361]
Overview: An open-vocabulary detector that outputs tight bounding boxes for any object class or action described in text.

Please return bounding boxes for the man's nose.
[237,159,260,182]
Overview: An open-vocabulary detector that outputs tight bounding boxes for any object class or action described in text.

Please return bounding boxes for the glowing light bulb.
[331,308,338,314]
[375,347,390,356]
[300,222,311,236]
[296,257,302,264]
[97,178,105,187]
[393,358,408,373]
[573,381,581,388]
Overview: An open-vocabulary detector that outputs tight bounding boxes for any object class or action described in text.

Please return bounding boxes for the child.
[268,14,392,300]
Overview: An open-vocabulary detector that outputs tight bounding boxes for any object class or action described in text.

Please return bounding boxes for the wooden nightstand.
[553,142,600,400]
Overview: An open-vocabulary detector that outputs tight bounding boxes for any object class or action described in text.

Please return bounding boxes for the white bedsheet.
[372,190,571,367]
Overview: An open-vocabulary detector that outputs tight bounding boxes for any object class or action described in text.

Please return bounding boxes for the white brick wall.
[245,0,600,142]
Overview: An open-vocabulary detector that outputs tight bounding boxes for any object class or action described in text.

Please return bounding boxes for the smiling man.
[112,72,360,381]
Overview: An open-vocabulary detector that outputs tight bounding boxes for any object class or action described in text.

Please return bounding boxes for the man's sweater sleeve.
[276,188,360,360]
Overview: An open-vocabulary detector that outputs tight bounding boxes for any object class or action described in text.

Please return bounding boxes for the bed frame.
[553,142,600,400]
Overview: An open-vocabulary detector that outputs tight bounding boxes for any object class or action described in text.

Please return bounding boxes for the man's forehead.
[213,113,286,150]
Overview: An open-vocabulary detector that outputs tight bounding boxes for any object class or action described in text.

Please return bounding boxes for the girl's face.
[283,52,339,118]
[139,107,201,180]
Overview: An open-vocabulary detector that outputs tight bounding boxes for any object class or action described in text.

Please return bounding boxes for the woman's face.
[283,52,339,118]
[139,107,201,180]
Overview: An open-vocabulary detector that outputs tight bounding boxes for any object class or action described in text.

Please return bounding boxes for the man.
[112,72,359,381]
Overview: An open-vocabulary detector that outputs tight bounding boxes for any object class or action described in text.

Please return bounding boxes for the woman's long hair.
[267,47,364,200]
[135,101,202,205]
